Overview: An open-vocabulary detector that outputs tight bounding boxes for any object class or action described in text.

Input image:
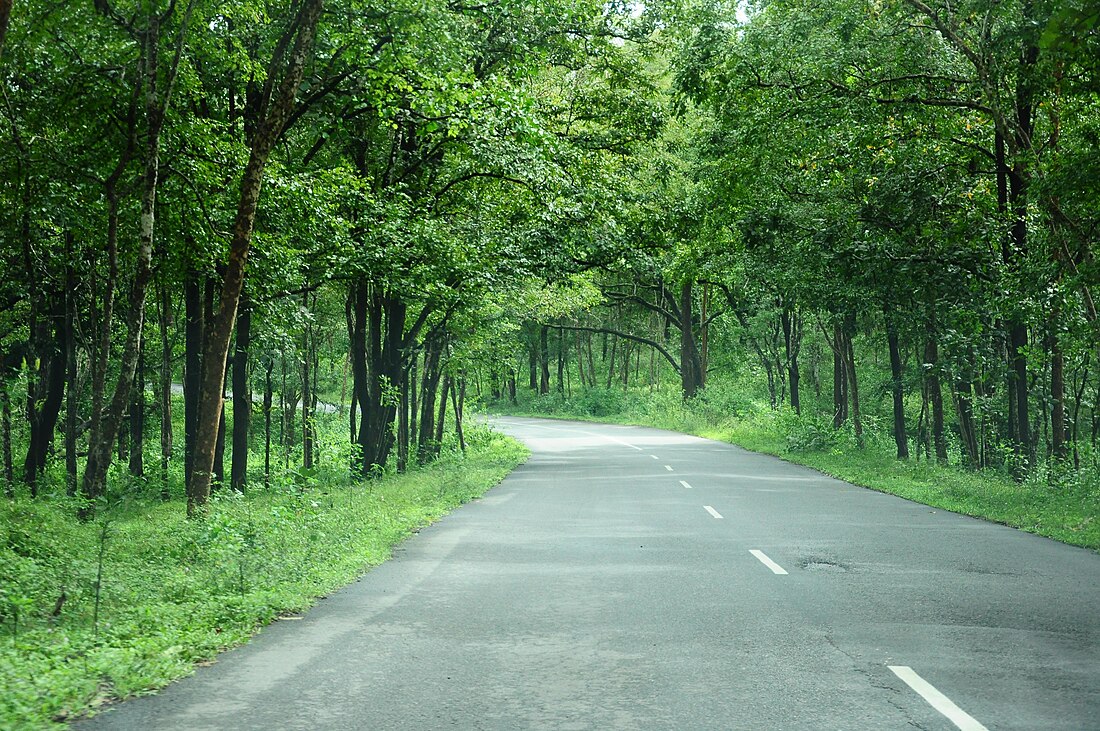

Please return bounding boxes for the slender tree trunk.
[450,375,466,453]
[189,0,324,516]
[301,295,314,470]
[679,280,702,398]
[263,361,273,488]
[418,340,442,464]
[539,325,550,394]
[925,334,948,464]
[885,310,909,459]
[183,270,202,484]
[1,363,12,497]
[955,379,981,469]
[606,339,617,389]
[782,306,801,414]
[556,325,565,395]
[1047,325,1066,461]
[81,7,190,514]
[435,374,451,451]
[832,322,847,429]
[129,344,145,477]
[528,342,537,391]
[843,315,863,446]
[231,294,251,490]
[397,366,409,472]
[64,233,79,496]
[157,281,172,498]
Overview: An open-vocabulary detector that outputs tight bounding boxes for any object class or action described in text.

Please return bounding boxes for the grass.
[488,386,1100,552]
[0,426,528,730]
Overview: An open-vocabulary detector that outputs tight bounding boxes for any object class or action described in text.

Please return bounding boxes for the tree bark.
[189,0,324,516]
[925,334,948,464]
[679,281,702,399]
[158,281,172,498]
[885,310,909,459]
[832,322,847,429]
[1050,329,1067,460]
[418,339,443,464]
[843,314,863,447]
[231,294,251,490]
[539,325,550,394]
[782,306,801,414]
[183,269,202,484]
[129,344,145,477]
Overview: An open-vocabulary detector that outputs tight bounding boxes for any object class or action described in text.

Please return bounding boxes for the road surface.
[77,417,1100,730]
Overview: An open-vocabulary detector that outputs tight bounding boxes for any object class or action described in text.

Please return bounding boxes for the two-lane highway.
[79,417,1100,730]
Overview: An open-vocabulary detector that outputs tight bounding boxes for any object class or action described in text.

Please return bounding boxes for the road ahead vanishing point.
[79,417,1100,730]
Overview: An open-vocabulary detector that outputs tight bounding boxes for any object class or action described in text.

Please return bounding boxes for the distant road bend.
[79,417,1100,730]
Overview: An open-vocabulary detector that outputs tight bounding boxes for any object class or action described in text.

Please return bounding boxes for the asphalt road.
[77,417,1100,730]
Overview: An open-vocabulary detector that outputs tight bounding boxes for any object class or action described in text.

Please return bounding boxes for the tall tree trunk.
[82,6,191,515]
[25,293,67,495]
[418,340,443,464]
[1,360,12,497]
[189,0,324,516]
[263,361,273,488]
[782,306,801,414]
[231,294,251,490]
[528,342,538,391]
[129,344,145,477]
[434,374,451,451]
[843,314,863,447]
[183,269,202,485]
[158,281,173,498]
[832,322,847,429]
[955,378,981,469]
[556,324,565,395]
[397,366,409,472]
[679,280,702,398]
[301,294,314,470]
[1050,329,1067,461]
[925,333,948,464]
[885,309,909,459]
[451,374,466,453]
[539,325,550,394]
[65,234,79,496]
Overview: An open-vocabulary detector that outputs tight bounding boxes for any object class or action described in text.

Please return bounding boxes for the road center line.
[680,480,693,489]
[749,550,788,575]
[703,505,723,519]
[665,465,673,471]
[650,455,659,459]
[888,666,989,731]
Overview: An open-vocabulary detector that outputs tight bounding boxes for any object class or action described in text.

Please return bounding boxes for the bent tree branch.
[555,324,681,374]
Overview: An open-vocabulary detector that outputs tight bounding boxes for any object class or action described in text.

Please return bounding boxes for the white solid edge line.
[703,505,723,519]
[679,480,693,489]
[888,666,989,731]
[749,549,788,575]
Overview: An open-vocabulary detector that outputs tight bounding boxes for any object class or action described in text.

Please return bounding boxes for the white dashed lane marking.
[888,666,989,731]
[749,550,788,575]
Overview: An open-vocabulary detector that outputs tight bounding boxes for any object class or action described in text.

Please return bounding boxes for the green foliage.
[0,431,527,729]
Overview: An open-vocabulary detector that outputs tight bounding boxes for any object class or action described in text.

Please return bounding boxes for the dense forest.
[1,0,1098,513]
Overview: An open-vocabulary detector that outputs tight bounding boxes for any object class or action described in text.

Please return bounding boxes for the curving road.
[78,417,1100,730]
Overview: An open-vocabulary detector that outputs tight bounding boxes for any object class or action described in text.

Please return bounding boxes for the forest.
[1,0,1098,723]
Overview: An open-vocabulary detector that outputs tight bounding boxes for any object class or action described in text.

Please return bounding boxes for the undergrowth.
[0,426,527,730]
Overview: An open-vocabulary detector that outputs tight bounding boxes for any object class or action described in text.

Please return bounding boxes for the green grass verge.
[0,429,528,730]
[490,393,1100,552]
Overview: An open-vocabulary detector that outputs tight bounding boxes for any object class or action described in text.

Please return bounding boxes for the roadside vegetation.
[2,0,1098,726]
[0,421,525,729]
